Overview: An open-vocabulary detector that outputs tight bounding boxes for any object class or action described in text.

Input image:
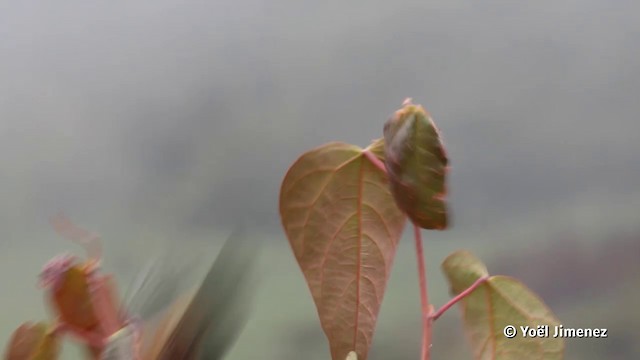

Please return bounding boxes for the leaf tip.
[441,249,490,292]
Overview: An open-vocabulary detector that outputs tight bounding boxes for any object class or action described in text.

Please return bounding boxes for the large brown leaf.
[442,250,564,359]
[279,141,406,360]
[383,99,449,229]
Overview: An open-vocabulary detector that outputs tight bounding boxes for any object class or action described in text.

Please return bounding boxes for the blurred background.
[1,1,638,359]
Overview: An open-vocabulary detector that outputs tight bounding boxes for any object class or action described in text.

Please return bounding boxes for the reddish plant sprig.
[364,148,485,360]
[39,214,135,359]
[430,276,489,322]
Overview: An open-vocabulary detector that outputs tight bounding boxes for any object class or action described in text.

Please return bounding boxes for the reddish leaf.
[88,274,123,337]
[279,141,406,360]
[40,258,124,354]
[49,263,101,333]
[4,322,60,360]
[383,99,449,229]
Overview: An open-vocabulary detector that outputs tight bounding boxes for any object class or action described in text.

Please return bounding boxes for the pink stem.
[413,225,432,360]
[430,276,489,321]
[363,150,387,172]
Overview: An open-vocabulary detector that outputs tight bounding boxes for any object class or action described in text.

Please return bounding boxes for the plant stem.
[413,224,432,360]
[430,276,489,321]
[363,149,386,172]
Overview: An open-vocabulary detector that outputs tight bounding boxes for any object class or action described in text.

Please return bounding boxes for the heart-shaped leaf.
[279,140,406,360]
[442,250,564,359]
[4,322,60,360]
[383,99,449,229]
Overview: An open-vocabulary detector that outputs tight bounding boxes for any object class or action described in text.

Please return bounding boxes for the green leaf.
[4,322,60,360]
[442,250,565,360]
[138,228,260,360]
[279,141,406,360]
[383,99,449,229]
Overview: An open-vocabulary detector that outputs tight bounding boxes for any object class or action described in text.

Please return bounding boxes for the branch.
[50,212,103,264]
[363,150,387,173]
[413,225,432,360]
[430,276,490,321]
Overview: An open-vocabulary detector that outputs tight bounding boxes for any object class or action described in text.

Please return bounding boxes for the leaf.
[4,322,60,360]
[279,141,406,360]
[88,274,125,338]
[139,227,260,360]
[383,99,449,229]
[120,255,187,321]
[49,264,101,332]
[442,250,564,360]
